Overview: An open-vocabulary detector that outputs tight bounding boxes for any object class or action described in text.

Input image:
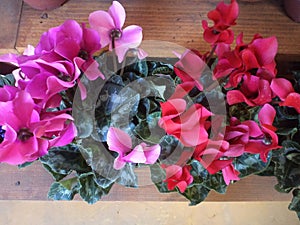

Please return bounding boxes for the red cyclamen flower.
[202,0,239,44]
[174,49,208,91]
[162,164,193,193]
[244,104,281,162]
[193,138,240,185]
[215,34,278,87]
[158,98,211,147]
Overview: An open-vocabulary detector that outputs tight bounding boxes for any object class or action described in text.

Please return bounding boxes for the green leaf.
[190,159,208,181]
[149,61,174,76]
[48,177,80,201]
[273,141,300,192]
[40,144,91,180]
[78,172,113,204]
[182,184,210,206]
[134,112,165,144]
[235,153,271,178]
[159,135,180,160]
[0,74,15,87]
[189,160,227,194]
[203,173,227,194]
[116,164,138,188]
[277,127,298,137]
[288,189,300,220]
[18,161,34,169]
[42,164,67,181]
[123,60,148,77]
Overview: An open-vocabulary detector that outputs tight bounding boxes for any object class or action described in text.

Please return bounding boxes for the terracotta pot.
[23,0,68,11]
[284,0,300,22]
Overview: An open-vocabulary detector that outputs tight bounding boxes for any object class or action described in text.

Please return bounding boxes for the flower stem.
[111,37,118,73]
[206,44,217,64]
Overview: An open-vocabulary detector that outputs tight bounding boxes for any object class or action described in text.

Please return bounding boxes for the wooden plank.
[0,0,23,52]
[16,0,300,58]
[0,162,292,201]
[0,201,298,225]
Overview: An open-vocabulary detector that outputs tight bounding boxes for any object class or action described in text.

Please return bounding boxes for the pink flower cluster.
[0,1,145,165]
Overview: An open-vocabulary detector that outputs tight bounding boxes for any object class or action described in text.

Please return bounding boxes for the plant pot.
[23,0,68,11]
[284,0,300,22]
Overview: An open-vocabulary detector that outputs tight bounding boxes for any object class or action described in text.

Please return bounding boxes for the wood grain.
[16,0,300,58]
[0,0,23,53]
[0,162,292,201]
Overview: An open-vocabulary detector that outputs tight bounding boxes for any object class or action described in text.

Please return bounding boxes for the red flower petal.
[280,92,300,113]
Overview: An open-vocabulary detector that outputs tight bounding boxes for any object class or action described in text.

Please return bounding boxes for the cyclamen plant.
[0,0,299,219]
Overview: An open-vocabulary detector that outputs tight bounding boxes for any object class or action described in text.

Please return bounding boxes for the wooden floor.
[0,1,299,221]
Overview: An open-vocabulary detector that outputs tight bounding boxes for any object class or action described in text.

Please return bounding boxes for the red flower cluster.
[161,0,299,191]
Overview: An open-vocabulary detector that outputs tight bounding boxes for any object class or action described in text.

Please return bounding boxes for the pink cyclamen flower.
[89,1,145,62]
[0,89,76,165]
[202,0,239,44]
[162,164,193,193]
[158,98,212,147]
[35,20,103,81]
[107,127,161,170]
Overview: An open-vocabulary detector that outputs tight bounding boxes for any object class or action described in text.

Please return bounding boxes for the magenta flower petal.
[77,57,105,80]
[107,127,132,155]
[115,25,143,62]
[81,24,101,54]
[13,91,35,126]
[258,103,276,126]
[49,122,77,147]
[163,165,193,193]
[108,1,126,29]
[176,181,188,193]
[89,10,115,47]
[159,99,186,121]
[227,90,253,106]
[113,158,126,170]
[222,164,240,185]
[1,125,17,143]
[77,78,87,100]
[169,82,194,100]
[250,36,278,66]
[144,144,161,164]
[174,50,206,91]
[123,144,147,163]
[55,39,80,61]
[280,92,300,113]
[270,78,294,100]
[136,48,148,60]
[242,120,263,138]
